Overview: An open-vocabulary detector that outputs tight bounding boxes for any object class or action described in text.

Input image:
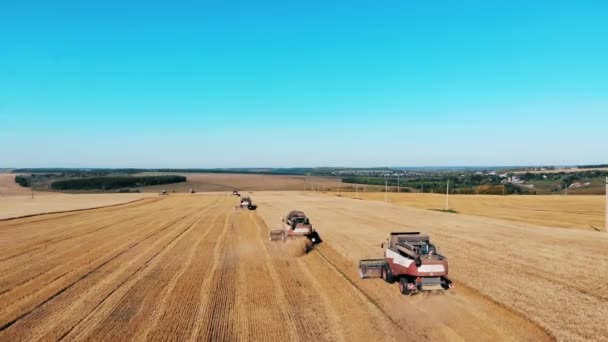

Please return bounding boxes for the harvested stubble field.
[0,173,30,196]
[333,192,605,230]
[0,191,603,341]
[0,192,551,341]
[0,195,402,341]
[132,172,348,193]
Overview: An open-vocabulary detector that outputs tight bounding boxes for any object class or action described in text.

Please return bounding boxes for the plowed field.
[1,193,563,341]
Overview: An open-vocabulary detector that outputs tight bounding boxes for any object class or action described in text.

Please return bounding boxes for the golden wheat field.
[334,191,605,230]
[255,192,608,341]
[0,193,559,341]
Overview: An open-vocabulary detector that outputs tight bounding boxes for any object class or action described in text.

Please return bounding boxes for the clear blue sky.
[1,1,606,168]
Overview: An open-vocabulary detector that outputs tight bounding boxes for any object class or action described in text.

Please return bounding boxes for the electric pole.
[605,176,607,233]
[385,178,388,203]
[445,180,450,211]
[397,174,400,193]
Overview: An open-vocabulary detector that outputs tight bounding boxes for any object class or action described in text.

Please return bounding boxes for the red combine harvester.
[269,211,321,244]
[239,196,257,210]
[359,232,453,295]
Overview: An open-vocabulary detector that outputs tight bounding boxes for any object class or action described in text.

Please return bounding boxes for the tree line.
[50,175,186,190]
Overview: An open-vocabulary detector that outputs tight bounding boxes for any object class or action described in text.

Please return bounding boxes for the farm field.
[133,172,351,193]
[332,192,606,230]
[0,193,555,341]
[0,173,30,196]
[0,193,152,220]
[254,192,608,341]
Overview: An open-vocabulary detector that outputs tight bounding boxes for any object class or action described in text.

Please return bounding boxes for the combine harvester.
[269,211,321,244]
[239,196,257,210]
[359,232,454,295]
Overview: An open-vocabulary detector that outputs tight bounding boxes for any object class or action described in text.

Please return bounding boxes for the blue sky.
[1,1,606,168]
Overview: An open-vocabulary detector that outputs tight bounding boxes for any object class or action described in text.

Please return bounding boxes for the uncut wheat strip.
[434,233,608,340]
[428,224,608,301]
[0,197,219,341]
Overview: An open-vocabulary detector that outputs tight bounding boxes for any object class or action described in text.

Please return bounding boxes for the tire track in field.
[0,200,211,335]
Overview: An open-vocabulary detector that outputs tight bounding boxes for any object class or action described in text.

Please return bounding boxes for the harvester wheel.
[381,265,395,284]
[399,278,411,295]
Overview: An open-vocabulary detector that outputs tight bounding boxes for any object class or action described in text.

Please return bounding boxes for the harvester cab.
[269,211,321,244]
[359,232,453,295]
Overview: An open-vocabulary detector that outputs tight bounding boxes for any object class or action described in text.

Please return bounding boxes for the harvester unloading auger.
[269,211,321,244]
[359,232,454,295]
